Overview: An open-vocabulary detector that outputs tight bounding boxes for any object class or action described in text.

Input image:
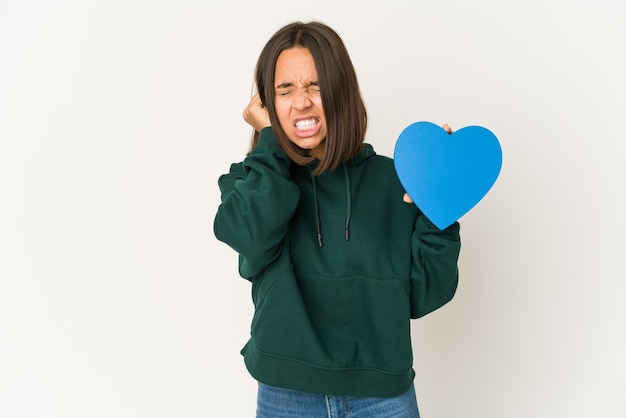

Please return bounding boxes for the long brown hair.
[250,21,367,175]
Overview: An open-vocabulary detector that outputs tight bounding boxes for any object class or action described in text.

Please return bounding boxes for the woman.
[214,21,461,418]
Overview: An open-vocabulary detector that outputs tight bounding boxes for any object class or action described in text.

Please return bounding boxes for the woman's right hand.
[243,94,271,132]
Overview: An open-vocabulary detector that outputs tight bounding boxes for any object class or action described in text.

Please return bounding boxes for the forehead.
[275,47,318,83]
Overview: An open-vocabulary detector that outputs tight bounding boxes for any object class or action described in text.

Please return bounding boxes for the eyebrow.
[275,82,293,89]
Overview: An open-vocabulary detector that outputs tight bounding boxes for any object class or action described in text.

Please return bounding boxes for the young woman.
[214,21,461,418]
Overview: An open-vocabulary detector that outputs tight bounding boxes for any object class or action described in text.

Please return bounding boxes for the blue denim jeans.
[256,382,420,418]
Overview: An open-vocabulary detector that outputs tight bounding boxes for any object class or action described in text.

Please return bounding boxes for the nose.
[292,89,312,111]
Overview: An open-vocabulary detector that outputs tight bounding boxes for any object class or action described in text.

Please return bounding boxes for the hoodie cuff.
[250,127,292,167]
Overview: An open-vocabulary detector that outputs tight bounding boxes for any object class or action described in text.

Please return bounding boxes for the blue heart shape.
[394,121,502,229]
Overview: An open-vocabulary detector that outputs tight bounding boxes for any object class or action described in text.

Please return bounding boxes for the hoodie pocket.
[251,272,413,373]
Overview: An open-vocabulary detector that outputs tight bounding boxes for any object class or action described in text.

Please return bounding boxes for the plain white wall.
[1,1,624,417]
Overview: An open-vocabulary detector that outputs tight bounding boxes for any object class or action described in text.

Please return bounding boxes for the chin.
[291,137,321,150]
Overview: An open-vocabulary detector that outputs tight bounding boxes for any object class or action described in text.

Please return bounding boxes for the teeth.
[296,119,317,130]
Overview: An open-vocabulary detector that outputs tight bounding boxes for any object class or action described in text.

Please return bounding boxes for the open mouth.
[294,118,321,137]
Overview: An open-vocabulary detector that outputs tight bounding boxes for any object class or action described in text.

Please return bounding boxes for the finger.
[442,123,453,134]
[244,95,263,115]
[250,94,261,107]
[403,193,413,204]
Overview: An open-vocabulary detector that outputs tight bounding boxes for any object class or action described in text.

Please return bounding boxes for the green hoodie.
[214,127,461,397]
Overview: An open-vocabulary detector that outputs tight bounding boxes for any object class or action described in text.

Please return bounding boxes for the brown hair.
[250,21,367,175]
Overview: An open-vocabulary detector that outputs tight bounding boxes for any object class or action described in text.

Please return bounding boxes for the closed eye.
[274,81,320,96]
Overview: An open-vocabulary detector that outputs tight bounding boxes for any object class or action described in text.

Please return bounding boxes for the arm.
[214,127,300,279]
[410,216,461,319]
[399,122,460,317]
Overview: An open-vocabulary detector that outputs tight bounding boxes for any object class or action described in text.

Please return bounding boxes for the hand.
[403,123,454,204]
[243,94,271,132]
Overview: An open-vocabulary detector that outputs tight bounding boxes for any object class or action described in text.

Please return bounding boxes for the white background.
[1,1,625,417]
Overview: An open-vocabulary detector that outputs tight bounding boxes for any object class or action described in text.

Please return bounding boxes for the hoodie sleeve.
[410,215,461,318]
[214,127,300,279]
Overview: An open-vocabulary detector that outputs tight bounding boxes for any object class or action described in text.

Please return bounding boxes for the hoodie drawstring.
[343,165,351,241]
[310,173,323,248]
[310,165,352,248]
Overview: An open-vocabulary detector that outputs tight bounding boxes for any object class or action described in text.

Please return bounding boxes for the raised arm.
[214,127,299,279]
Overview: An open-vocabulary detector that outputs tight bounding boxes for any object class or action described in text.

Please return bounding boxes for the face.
[274,47,327,160]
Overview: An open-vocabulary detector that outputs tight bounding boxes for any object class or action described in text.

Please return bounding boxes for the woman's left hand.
[402,123,453,204]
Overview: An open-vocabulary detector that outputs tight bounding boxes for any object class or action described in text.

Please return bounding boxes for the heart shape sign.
[394,121,502,230]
